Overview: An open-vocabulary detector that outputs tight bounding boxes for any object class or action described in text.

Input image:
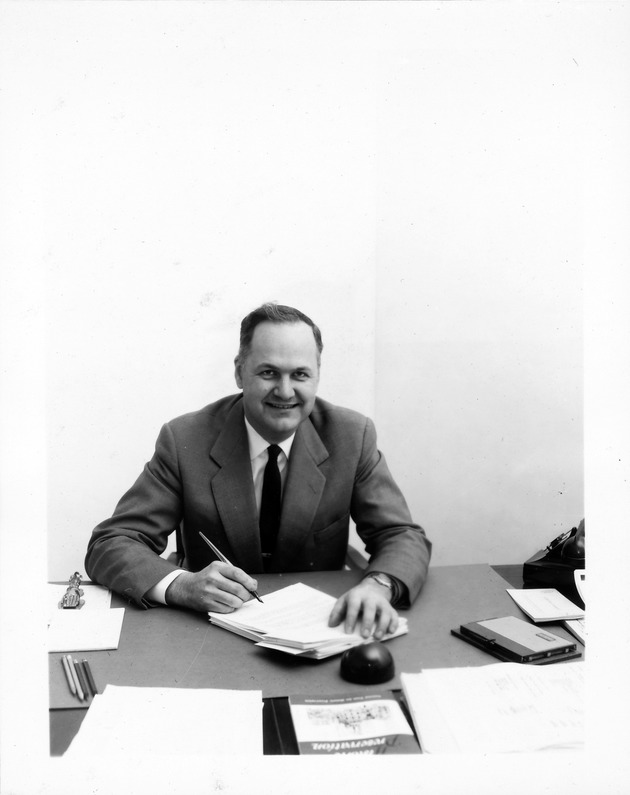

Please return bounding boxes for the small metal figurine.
[59,571,85,609]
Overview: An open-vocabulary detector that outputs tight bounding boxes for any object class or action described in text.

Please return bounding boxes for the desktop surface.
[49,564,581,755]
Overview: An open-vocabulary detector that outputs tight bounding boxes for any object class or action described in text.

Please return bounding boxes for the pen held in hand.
[198,531,263,603]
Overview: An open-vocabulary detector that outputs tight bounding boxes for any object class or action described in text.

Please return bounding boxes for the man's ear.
[234,357,243,389]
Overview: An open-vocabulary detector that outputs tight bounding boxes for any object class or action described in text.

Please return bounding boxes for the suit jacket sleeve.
[351,417,431,605]
[84,422,185,607]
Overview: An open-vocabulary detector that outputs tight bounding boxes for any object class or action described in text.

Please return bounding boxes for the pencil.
[61,656,76,696]
[73,659,89,701]
[77,661,92,698]
[198,531,263,603]
[82,658,98,696]
[66,654,84,701]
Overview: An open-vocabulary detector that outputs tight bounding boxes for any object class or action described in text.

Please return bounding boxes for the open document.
[64,685,263,756]
[401,661,584,753]
[208,582,408,659]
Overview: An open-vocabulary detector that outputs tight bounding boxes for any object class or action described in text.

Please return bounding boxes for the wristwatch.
[364,572,393,592]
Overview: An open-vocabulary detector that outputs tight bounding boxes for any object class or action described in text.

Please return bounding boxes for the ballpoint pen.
[198,531,264,603]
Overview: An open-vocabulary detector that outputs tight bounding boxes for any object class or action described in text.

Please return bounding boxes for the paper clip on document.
[58,572,85,610]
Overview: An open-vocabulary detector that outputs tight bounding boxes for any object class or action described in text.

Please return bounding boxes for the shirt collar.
[243,416,295,461]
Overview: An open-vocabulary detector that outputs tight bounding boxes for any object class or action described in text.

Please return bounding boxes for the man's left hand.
[328,578,399,640]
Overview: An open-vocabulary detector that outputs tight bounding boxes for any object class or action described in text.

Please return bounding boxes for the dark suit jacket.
[85,394,431,607]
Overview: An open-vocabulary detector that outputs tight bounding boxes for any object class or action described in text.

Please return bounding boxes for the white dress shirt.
[146,418,295,604]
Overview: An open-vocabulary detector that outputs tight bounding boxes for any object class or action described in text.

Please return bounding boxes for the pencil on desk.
[66,654,84,701]
[82,659,98,696]
[198,531,264,603]
[61,656,76,697]
[73,659,89,701]
[77,661,92,698]
[74,661,87,697]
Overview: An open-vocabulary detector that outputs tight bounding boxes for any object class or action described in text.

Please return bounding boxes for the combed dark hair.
[237,303,323,364]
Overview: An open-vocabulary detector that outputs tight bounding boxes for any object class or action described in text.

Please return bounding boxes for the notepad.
[506,588,584,622]
[208,582,407,659]
[47,607,125,652]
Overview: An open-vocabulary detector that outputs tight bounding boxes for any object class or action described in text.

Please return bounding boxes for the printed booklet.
[288,692,420,755]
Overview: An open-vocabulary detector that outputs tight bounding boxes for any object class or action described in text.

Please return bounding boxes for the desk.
[49,564,583,755]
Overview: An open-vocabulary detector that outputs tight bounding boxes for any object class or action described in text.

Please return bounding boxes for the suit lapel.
[209,402,262,572]
[272,418,328,570]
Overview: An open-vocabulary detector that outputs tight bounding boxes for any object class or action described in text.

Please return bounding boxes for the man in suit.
[85,303,431,639]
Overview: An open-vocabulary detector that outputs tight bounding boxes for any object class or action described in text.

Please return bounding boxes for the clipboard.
[452,615,582,664]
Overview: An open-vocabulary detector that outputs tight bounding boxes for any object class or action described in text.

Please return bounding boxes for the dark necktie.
[260,444,282,556]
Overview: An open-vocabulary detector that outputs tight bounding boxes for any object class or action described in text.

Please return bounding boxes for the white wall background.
[25,3,588,580]
[373,46,584,566]
[1,3,589,578]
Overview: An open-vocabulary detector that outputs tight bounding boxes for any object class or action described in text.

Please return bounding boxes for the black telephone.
[523,519,585,606]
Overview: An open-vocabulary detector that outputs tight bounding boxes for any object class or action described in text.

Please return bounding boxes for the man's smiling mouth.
[267,401,299,409]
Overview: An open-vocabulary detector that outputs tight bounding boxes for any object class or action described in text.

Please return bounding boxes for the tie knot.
[267,444,281,462]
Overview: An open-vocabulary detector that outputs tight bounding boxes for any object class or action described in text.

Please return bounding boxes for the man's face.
[235,321,320,443]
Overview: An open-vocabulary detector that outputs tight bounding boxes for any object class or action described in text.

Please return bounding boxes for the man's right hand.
[165,562,259,613]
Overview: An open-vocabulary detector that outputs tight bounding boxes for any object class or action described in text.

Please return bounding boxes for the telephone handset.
[544,519,585,565]
[523,519,585,606]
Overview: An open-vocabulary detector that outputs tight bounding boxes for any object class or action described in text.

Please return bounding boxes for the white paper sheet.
[47,606,125,652]
[401,662,585,753]
[64,685,263,756]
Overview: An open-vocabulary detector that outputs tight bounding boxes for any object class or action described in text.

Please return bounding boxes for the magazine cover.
[288,692,420,755]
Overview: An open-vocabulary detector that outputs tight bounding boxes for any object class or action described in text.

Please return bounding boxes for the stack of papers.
[401,662,584,753]
[208,582,408,659]
[65,685,263,756]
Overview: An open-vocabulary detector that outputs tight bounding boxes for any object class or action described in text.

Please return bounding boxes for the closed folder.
[452,616,581,664]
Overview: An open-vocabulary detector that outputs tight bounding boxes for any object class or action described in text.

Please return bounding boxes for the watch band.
[365,572,393,591]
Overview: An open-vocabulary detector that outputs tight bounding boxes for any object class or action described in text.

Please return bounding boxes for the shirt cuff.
[145,570,185,605]
[390,576,409,609]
